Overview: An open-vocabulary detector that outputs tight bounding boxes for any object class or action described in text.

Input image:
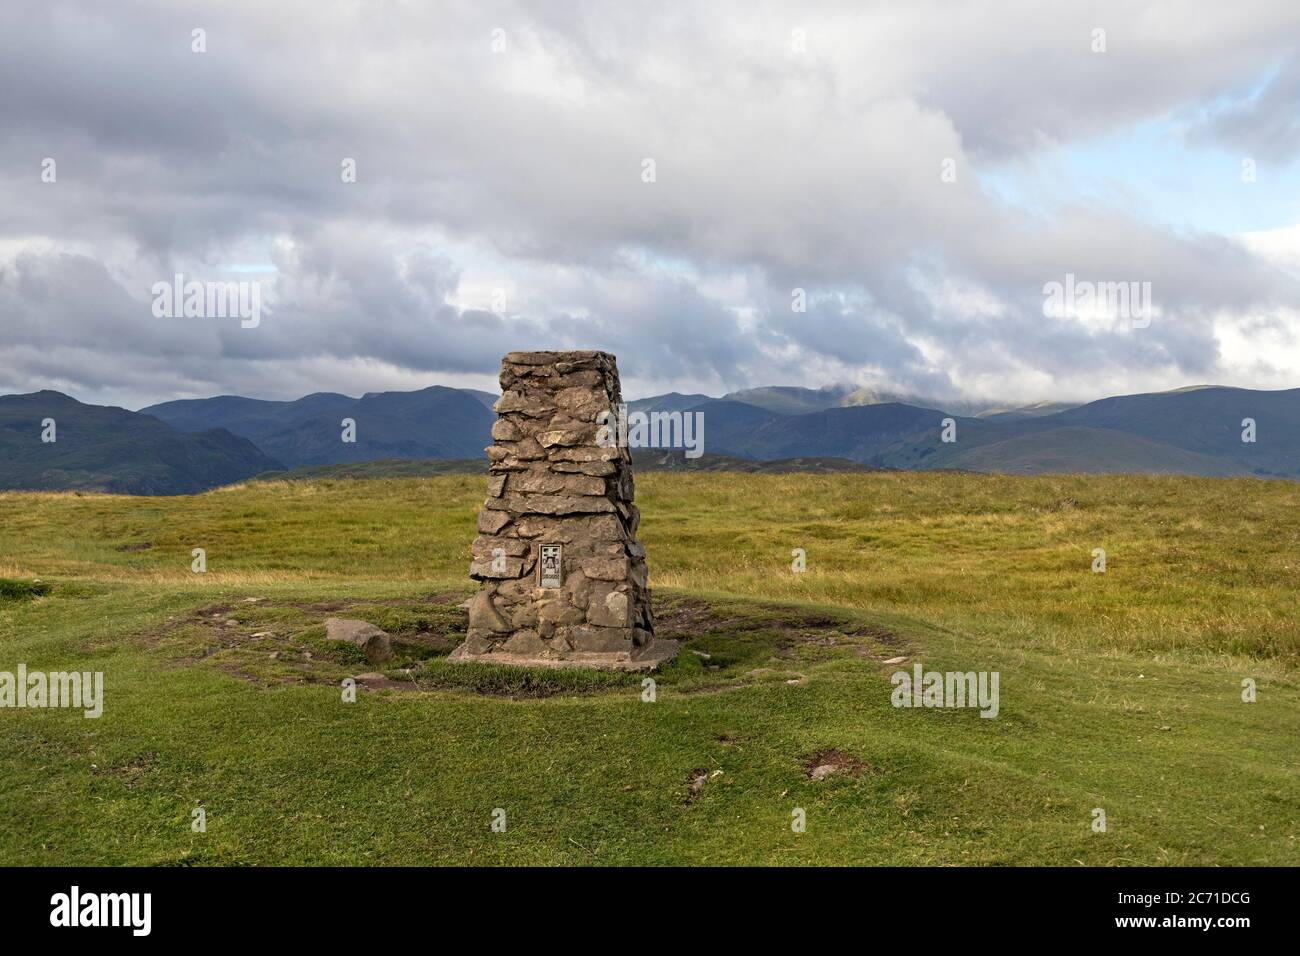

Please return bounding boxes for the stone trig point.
[450,350,678,670]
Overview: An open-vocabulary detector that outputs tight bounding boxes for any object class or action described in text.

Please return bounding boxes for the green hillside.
[940,426,1240,477]
[1050,386,1300,477]
[0,472,1295,865]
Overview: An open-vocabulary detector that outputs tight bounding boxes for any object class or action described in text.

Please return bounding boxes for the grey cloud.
[1,0,1298,408]
[1188,54,1300,163]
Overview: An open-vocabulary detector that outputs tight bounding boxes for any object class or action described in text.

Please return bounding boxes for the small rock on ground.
[324,618,393,663]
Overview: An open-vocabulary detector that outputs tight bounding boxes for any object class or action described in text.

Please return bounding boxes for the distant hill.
[673,399,784,457]
[248,453,875,483]
[140,392,355,436]
[691,399,952,461]
[936,426,1241,477]
[720,383,1010,418]
[1047,387,1300,477]
[627,392,715,414]
[3,382,1297,494]
[874,387,1300,479]
[839,386,998,418]
[720,384,854,414]
[145,386,495,467]
[0,391,281,494]
[677,386,1300,479]
[977,401,1080,421]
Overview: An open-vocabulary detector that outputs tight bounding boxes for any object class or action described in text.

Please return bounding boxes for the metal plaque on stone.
[539,544,563,588]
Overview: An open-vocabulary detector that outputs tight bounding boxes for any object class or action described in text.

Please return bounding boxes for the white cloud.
[1,0,1298,406]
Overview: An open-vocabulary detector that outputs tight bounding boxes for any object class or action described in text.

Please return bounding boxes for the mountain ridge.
[144,385,495,467]
[0,390,282,495]
[1,382,1295,494]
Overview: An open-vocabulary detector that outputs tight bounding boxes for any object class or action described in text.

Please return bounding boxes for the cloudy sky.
[2,0,1299,409]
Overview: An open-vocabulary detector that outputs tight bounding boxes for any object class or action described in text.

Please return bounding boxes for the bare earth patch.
[802,748,871,781]
[684,767,724,802]
[90,751,161,789]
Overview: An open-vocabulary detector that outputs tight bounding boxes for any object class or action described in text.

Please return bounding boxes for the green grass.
[0,578,51,601]
[0,472,1297,865]
[254,458,485,482]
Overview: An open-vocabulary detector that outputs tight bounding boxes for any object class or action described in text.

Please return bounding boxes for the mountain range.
[0,382,1294,494]
[142,386,496,467]
[0,391,280,495]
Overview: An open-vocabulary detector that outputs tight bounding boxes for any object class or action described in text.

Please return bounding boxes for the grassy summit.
[0,472,1295,864]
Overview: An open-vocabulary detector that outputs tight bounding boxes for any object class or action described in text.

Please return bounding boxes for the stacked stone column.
[452,351,671,669]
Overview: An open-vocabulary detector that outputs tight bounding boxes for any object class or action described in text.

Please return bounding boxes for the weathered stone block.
[486,494,616,516]
[569,625,633,653]
[503,351,559,366]
[494,389,553,416]
[511,604,539,628]
[493,417,522,439]
[582,557,629,581]
[548,446,621,463]
[509,471,604,496]
[502,630,547,655]
[513,437,546,460]
[538,599,585,625]
[467,590,511,633]
[478,510,511,534]
[586,586,630,627]
[563,567,591,609]
[553,459,617,477]
[550,369,604,388]
[540,425,598,448]
[468,555,527,579]
[472,535,529,554]
[458,632,495,656]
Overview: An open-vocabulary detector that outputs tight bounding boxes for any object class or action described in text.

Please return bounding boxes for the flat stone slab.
[446,637,680,672]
